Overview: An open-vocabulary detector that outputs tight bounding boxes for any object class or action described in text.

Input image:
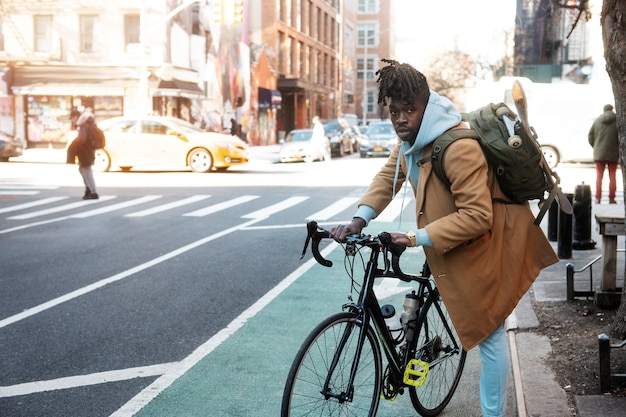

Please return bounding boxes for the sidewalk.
[513,199,626,416]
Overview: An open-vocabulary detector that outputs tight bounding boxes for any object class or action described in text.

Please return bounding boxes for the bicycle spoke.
[409,295,466,416]
[282,313,382,417]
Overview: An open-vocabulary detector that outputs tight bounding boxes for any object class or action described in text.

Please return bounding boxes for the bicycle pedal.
[403,359,429,387]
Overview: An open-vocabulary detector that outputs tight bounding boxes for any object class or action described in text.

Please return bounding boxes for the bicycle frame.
[322,240,426,401]
[288,221,467,416]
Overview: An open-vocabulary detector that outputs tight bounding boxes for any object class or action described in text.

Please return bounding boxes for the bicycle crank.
[403,359,429,387]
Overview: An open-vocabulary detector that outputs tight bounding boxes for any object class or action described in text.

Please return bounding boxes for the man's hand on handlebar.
[388,232,414,247]
[330,217,366,241]
[331,219,416,248]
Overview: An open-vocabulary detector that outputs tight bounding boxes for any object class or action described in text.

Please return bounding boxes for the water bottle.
[381,304,404,344]
[400,292,420,343]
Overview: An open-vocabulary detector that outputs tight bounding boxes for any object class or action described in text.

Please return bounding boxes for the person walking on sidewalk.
[330,59,558,417]
[67,110,99,199]
[588,104,619,204]
[311,115,331,162]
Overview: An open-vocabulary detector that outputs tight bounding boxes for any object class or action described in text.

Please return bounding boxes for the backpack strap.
[417,128,480,189]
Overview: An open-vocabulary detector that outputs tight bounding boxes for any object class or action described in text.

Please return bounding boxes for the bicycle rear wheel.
[281,312,382,417]
[408,294,466,416]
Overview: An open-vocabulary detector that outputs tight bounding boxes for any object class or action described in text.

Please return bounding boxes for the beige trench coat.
[359,129,558,350]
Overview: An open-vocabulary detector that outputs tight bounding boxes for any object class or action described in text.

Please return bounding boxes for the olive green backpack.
[418,102,560,225]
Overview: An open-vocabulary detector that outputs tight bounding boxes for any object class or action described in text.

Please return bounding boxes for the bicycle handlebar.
[300,221,417,282]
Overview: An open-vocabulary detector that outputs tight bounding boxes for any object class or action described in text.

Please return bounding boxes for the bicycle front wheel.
[408,294,467,416]
[281,312,382,417]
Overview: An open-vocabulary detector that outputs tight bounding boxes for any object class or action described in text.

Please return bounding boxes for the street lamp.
[361,35,369,126]
[361,28,390,125]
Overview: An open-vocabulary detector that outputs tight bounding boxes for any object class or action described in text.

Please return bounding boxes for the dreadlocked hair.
[375,58,429,106]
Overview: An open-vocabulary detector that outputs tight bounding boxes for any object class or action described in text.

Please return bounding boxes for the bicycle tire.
[281,312,382,417]
[408,294,467,416]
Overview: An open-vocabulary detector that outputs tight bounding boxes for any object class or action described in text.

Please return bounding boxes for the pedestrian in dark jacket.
[66,111,99,199]
[588,104,619,204]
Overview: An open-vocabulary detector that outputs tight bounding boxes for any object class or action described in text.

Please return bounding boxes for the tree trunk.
[602,0,626,340]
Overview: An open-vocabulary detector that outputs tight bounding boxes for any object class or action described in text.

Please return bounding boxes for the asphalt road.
[0,150,616,416]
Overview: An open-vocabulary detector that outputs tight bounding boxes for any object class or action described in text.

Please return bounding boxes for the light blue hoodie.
[355,91,462,246]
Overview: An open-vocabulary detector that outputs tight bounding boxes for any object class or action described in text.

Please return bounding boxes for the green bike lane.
[128,222,515,417]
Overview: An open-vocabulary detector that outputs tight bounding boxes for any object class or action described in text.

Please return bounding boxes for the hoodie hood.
[404,91,462,156]
[396,91,462,190]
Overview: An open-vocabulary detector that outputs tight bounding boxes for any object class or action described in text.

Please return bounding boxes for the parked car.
[67,116,248,173]
[279,128,330,163]
[360,120,397,158]
[0,131,24,161]
[323,118,354,157]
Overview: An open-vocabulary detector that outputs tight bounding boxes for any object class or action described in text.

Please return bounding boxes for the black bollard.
[572,183,596,250]
[547,198,559,241]
[558,193,574,259]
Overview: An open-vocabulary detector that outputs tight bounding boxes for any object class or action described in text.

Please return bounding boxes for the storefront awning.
[258,87,282,109]
[154,79,205,99]
[11,65,140,96]
[12,81,126,96]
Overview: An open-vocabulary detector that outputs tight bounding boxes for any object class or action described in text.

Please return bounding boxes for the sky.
[393,0,607,85]
[394,0,517,70]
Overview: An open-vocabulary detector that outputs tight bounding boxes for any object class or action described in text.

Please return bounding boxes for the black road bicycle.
[281,221,467,417]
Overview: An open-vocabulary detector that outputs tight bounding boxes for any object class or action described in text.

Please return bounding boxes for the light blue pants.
[79,165,97,194]
[479,322,509,417]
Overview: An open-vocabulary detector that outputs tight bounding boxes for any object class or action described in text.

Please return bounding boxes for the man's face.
[388,96,427,145]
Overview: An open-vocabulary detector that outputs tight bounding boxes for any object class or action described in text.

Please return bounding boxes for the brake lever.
[300,221,318,260]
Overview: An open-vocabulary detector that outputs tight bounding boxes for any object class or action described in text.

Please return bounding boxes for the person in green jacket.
[588,104,619,204]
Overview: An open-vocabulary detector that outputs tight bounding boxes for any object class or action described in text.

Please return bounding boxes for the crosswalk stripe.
[0,191,40,195]
[125,195,211,217]
[0,196,69,214]
[0,193,420,224]
[375,194,413,222]
[241,196,309,219]
[72,196,163,218]
[7,196,116,220]
[305,196,359,221]
[183,195,260,217]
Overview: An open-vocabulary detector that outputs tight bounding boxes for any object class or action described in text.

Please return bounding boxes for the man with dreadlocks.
[332,60,557,416]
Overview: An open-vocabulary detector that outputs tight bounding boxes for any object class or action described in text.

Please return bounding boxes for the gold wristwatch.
[406,230,416,247]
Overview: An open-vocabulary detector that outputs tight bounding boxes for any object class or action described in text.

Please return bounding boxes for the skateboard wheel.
[508,135,522,148]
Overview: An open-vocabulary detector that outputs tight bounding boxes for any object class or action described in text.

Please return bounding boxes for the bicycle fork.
[320,313,368,403]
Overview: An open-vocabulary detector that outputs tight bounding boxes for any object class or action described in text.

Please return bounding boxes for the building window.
[79,15,97,52]
[125,14,140,50]
[34,15,53,52]
[357,23,377,47]
[357,56,376,80]
[357,0,378,14]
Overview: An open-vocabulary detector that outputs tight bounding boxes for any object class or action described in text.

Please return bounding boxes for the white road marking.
[72,196,162,218]
[7,196,117,220]
[111,241,339,417]
[125,195,211,217]
[241,196,309,219]
[0,190,40,195]
[0,196,69,214]
[306,196,359,221]
[375,194,413,222]
[183,195,259,217]
[0,363,177,398]
[0,217,262,330]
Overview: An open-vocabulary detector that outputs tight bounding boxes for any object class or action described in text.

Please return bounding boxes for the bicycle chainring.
[381,365,402,400]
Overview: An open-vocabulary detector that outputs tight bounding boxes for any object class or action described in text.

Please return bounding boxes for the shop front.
[11,65,135,148]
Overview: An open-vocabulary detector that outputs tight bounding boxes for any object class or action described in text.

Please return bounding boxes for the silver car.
[360,121,397,158]
[279,129,330,163]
